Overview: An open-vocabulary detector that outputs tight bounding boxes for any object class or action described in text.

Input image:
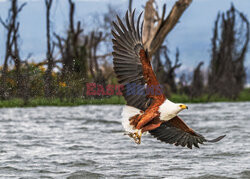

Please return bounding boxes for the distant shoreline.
[0,89,250,108]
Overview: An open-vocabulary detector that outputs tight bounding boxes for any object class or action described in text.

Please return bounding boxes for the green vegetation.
[0,96,125,108]
[170,88,250,103]
[1,89,249,108]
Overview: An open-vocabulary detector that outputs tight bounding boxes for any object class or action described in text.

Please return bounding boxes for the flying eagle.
[112,11,225,149]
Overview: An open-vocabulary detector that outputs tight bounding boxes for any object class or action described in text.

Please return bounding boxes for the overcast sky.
[0,0,250,80]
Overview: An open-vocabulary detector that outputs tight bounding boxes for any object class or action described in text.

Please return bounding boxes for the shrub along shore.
[0,88,250,108]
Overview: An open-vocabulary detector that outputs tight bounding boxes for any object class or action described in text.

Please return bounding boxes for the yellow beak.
[180,104,188,109]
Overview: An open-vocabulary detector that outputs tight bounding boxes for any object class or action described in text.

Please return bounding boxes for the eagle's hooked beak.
[180,104,188,110]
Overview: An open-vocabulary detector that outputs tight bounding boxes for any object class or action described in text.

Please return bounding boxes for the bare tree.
[55,0,85,79]
[208,4,249,99]
[163,47,182,93]
[190,62,204,98]
[153,46,181,95]
[143,0,192,58]
[85,6,116,84]
[44,0,55,97]
[0,0,26,99]
[54,2,113,99]
[178,73,190,95]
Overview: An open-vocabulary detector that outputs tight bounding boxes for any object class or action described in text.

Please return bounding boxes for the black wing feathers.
[149,122,226,149]
[112,10,152,111]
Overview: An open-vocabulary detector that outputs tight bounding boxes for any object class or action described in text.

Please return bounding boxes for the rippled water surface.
[0,102,250,178]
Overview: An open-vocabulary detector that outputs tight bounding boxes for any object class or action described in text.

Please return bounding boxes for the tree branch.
[143,0,193,57]
[0,17,8,29]
[18,2,27,13]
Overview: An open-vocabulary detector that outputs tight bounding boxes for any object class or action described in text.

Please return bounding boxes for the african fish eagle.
[111,10,225,149]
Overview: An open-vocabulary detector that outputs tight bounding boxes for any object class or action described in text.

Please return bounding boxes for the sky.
[0,0,250,81]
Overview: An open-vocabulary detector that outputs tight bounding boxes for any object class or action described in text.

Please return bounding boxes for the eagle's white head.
[159,100,188,121]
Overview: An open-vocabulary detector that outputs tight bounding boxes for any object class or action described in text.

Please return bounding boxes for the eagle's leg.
[124,132,134,138]
[133,129,142,144]
[129,114,141,126]
[127,110,160,144]
[127,111,159,144]
[131,117,162,144]
[124,130,142,144]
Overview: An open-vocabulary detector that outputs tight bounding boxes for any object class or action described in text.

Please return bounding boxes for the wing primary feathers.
[119,77,143,85]
[113,22,132,46]
[111,31,133,52]
[174,133,186,146]
[113,49,137,59]
[197,138,204,145]
[187,140,193,149]
[192,137,200,148]
[131,10,137,41]
[113,59,140,65]
[125,11,133,41]
[140,20,144,42]
[112,54,134,63]
[175,133,185,146]
[112,10,152,110]
[206,135,226,142]
[116,15,127,33]
[179,133,189,147]
[137,12,143,42]
[116,15,134,44]
[193,140,200,148]
[126,11,137,43]
[168,132,182,144]
[113,48,136,58]
[161,129,179,142]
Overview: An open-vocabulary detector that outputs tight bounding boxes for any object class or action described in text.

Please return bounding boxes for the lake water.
[0,102,250,178]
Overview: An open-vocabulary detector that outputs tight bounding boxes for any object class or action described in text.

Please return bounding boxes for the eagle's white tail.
[121,105,142,133]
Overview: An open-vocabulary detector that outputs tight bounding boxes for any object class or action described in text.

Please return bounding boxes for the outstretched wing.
[112,10,165,111]
[149,116,226,149]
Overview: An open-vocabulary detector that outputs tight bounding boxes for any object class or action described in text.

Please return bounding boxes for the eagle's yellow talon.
[124,130,142,144]
[133,130,142,144]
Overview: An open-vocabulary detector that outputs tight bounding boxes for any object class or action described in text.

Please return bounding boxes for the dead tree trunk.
[11,1,27,99]
[143,0,192,57]
[87,31,104,82]
[163,47,182,93]
[44,0,54,98]
[0,22,12,99]
[208,4,249,99]
[152,46,181,96]
[54,0,89,99]
[178,73,190,95]
[0,0,26,99]
[190,62,204,98]
[55,0,86,79]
